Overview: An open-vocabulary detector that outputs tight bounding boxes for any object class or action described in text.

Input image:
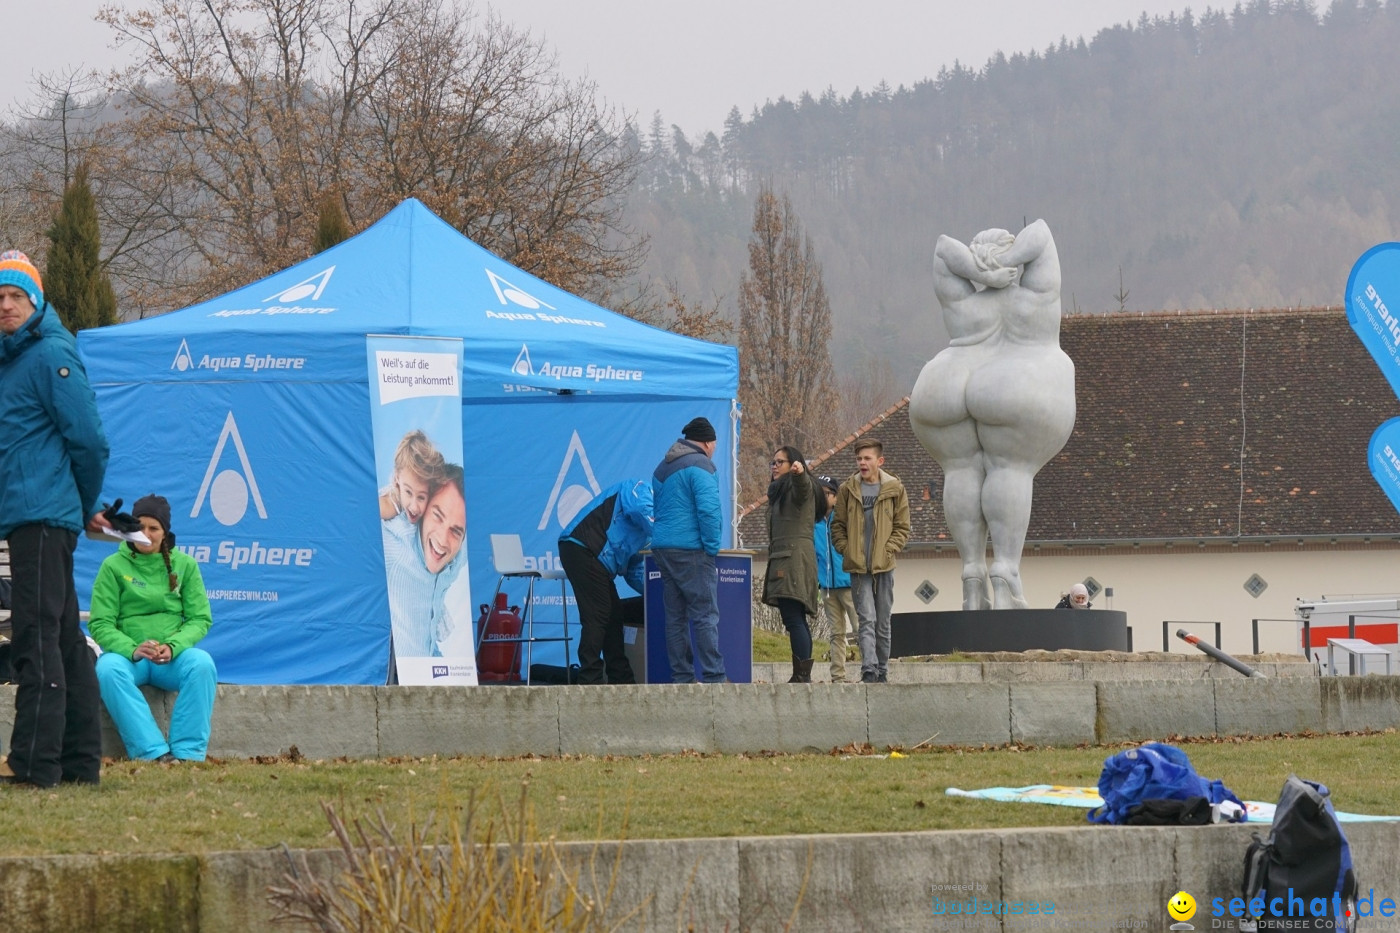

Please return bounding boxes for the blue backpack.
[1242,776,1357,932]
[1088,742,1244,825]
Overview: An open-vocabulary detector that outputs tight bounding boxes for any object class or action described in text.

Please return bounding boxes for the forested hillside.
[626,0,1400,386]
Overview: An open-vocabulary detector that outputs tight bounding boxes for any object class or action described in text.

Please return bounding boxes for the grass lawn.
[1,731,1396,857]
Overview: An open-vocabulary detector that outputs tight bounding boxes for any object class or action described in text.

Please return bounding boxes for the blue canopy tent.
[75,199,739,684]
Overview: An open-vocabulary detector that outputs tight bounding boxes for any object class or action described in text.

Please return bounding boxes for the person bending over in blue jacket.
[559,479,654,684]
[651,417,726,684]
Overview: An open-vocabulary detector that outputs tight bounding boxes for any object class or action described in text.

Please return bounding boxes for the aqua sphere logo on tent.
[483,269,607,330]
[170,338,307,374]
[191,412,268,527]
[180,412,315,572]
[510,343,644,384]
[537,430,602,532]
[207,267,338,319]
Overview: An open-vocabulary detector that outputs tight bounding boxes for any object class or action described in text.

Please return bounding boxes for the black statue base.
[890,609,1129,656]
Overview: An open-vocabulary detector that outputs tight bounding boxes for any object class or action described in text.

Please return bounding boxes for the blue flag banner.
[1368,419,1400,517]
[1346,242,1400,400]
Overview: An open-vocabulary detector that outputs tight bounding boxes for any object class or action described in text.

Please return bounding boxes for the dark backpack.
[1242,775,1357,932]
[1088,742,1243,825]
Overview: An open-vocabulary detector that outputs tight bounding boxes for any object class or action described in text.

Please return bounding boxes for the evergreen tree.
[737,183,837,484]
[313,193,351,253]
[45,163,117,332]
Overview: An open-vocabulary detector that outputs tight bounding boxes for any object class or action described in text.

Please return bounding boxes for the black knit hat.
[131,494,172,533]
[681,416,717,442]
[816,474,839,494]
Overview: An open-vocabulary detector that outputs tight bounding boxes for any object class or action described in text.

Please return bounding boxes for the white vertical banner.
[366,336,476,685]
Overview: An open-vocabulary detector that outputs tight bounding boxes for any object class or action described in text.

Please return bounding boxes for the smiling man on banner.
[367,337,472,684]
[382,464,468,658]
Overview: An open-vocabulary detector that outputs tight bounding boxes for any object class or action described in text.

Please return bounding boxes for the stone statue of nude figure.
[909,219,1076,610]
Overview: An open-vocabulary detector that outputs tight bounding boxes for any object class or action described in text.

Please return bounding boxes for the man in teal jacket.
[0,250,110,788]
[651,416,725,684]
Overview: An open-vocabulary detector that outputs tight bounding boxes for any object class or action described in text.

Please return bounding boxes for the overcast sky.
[9,0,1191,135]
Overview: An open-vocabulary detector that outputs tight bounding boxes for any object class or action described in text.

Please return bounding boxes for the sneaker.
[860,671,877,684]
[155,752,179,765]
[876,672,888,683]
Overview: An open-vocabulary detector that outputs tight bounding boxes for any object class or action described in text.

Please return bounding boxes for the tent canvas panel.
[75,381,391,684]
[75,199,740,685]
[460,396,735,671]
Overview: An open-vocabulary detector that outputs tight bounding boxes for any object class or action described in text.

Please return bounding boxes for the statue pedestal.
[890,609,1129,656]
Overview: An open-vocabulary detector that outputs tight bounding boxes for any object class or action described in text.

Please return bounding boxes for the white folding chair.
[477,534,571,685]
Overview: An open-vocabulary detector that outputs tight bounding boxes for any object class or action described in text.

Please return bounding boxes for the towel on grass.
[944,784,1400,823]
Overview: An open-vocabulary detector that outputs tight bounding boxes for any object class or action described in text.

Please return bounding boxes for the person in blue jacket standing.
[558,479,654,684]
[814,475,856,683]
[651,417,726,684]
[0,250,111,788]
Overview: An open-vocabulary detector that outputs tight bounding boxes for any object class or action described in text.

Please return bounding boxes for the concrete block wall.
[753,657,1318,684]
[6,674,1400,761]
[3,821,1399,932]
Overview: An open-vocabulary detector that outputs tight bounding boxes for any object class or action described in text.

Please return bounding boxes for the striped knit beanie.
[0,250,42,308]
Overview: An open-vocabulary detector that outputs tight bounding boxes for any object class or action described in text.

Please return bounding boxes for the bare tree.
[89,0,644,312]
[827,358,904,459]
[655,281,730,341]
[737,182,837,486]
[1114,266,1130,311]
[0,70,109,262]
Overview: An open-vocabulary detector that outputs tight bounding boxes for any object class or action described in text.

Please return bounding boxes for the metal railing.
[1250,618,1301,656]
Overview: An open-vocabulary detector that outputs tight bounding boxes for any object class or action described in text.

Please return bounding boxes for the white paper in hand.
[85,528,151,546]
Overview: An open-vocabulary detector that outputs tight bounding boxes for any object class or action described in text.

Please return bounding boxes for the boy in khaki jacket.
[830,439,911,683]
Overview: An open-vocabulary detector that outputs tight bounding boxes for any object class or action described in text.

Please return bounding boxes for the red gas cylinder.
[476,594,523,682]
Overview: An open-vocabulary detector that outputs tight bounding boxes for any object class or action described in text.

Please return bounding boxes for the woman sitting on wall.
[89,495,217,763]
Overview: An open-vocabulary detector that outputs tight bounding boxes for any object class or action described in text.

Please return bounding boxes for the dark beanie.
[132,494,172,532]
[682,416,717,442]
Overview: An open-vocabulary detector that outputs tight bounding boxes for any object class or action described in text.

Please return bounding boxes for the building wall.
[760,544,1400,656]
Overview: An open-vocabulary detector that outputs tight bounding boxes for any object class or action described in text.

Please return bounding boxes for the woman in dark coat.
[762,445,827,682]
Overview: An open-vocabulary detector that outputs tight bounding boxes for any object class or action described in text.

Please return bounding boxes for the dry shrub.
[269,784,639,932]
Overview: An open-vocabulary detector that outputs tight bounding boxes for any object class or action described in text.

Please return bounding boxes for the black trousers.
[6,524,102,786]
[559,540,637,685]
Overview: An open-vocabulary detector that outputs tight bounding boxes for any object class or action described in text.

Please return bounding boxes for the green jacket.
[88,546,213,661]
[761,471,821,616]
[830,470,911,575]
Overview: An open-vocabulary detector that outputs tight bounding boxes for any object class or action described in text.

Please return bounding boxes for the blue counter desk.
[640,550,753,683]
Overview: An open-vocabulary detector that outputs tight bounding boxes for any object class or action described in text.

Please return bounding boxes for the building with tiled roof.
[739,307,1400,654]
